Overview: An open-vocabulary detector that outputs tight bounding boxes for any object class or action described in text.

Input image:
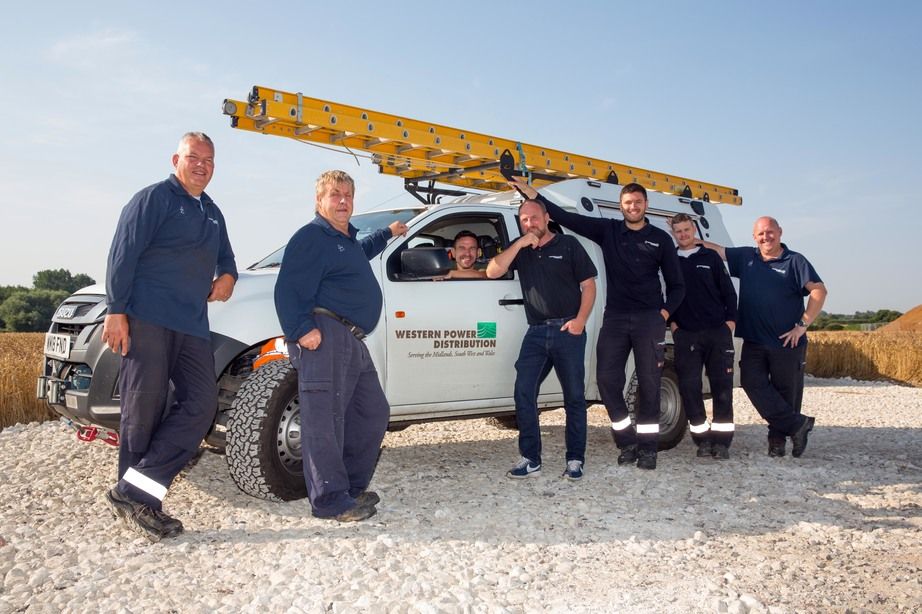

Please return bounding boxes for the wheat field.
[807,330,922,387]
[0,333,55,429]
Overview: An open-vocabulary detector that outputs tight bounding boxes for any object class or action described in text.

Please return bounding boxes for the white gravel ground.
[1,377,921,613]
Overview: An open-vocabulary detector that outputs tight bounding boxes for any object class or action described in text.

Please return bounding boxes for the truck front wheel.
[625,365,686,451]
[225,360,307,501]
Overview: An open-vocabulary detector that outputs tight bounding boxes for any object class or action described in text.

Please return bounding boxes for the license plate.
[44,333,71,360]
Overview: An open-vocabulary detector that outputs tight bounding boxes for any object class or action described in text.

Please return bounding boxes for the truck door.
[380,207,563,413]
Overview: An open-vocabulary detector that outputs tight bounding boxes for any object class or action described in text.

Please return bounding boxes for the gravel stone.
[0,378,920,612]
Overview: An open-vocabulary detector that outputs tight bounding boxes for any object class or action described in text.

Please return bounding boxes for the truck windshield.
[248,208,424,270]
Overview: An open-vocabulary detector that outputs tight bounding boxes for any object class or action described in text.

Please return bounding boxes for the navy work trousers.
[674,324,735,447]
[288,314,390,518]
[596,309,667,452]
[739,341,808,442]
[115,317,217,511]
[513,321,588,466]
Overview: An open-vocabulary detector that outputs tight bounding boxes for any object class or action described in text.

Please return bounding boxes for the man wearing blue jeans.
[487,198,597,480]
[702,216,827,458]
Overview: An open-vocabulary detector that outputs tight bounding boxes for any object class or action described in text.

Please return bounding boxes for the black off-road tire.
[225,360,307,501]
[625,365,686,450]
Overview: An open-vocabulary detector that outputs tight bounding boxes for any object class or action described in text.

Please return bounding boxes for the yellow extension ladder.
[222,86,742,206]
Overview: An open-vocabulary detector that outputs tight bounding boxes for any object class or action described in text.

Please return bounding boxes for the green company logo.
[476,322,496,339]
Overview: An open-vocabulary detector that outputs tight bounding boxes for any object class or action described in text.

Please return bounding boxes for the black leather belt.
[536,316,577,326]
[313,307,366,340]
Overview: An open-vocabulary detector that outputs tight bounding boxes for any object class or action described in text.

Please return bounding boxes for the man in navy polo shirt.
[668,214,738,460]
[103,132,237,541]
[509,178,684,470]
[487,198,597,480]
[702,216,827,458]
[275,170,408,522]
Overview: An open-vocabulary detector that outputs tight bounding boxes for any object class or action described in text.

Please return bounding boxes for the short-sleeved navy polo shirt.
[511,233,598,325]
[726,245,822,347]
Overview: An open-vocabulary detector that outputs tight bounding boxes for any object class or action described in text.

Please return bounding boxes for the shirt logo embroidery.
[548,255,563,259]
[337,244,345,253]
[644,240,659,247]
[772,267,787,274]
[696,265,711,270]
[179,205,185,215]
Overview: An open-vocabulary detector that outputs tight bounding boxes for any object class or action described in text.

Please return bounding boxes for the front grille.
[54,322,87,337]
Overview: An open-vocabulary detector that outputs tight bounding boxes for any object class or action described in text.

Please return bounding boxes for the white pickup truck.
[37,177,736,501]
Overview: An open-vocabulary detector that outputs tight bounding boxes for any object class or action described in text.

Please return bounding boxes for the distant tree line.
[0,270,95,332]
[811,309,902,331]
[0,271,904,334]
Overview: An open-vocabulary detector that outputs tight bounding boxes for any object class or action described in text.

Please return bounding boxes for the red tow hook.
[76,425,98,442]
[75,426,119,447]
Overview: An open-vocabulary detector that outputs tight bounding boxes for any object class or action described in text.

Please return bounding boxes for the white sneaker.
[562,460,583,481]
[506,457,542,479]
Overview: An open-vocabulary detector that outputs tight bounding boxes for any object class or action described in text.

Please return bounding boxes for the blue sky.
[2,1,919,313]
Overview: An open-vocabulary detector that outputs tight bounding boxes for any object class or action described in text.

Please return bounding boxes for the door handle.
[498,298,525,306]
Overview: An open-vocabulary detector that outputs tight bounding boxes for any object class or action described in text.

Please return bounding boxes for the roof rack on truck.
[222,86,742,206]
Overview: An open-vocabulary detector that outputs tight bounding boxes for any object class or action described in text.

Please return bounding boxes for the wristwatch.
[796,319,808,328]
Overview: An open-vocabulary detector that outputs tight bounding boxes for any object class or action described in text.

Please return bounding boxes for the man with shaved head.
[487,197,597,481]
[701,216,827,458]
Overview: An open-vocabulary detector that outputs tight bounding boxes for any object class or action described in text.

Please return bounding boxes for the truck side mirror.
[400,247,453,278]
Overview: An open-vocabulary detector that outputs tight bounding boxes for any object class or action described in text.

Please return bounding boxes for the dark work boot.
[106,488,183,541]
[791,416,815,458]
[711,443,730,460]
[354,491,380,507]
[332,503,377,522]
[768,438,786,458]
[150,508,184,538]
[696,441,714,458]
[617,444,639,466]
[636,448,657,470]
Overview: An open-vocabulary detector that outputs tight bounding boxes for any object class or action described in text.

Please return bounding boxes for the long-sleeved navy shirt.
[670,246,738,331]
[538,194,685,315]
[106,174,237,339]
[274,215,393,342]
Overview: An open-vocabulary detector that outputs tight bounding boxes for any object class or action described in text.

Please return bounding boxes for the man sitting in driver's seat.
[441,230,487,280]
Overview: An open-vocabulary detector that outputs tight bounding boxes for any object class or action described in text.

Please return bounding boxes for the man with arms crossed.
[103,132,237,541]
[509,178,684,470]
[668,214,738,460]
[275,170,408,521]
[487,198,597,480]
[701,216,826,458]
